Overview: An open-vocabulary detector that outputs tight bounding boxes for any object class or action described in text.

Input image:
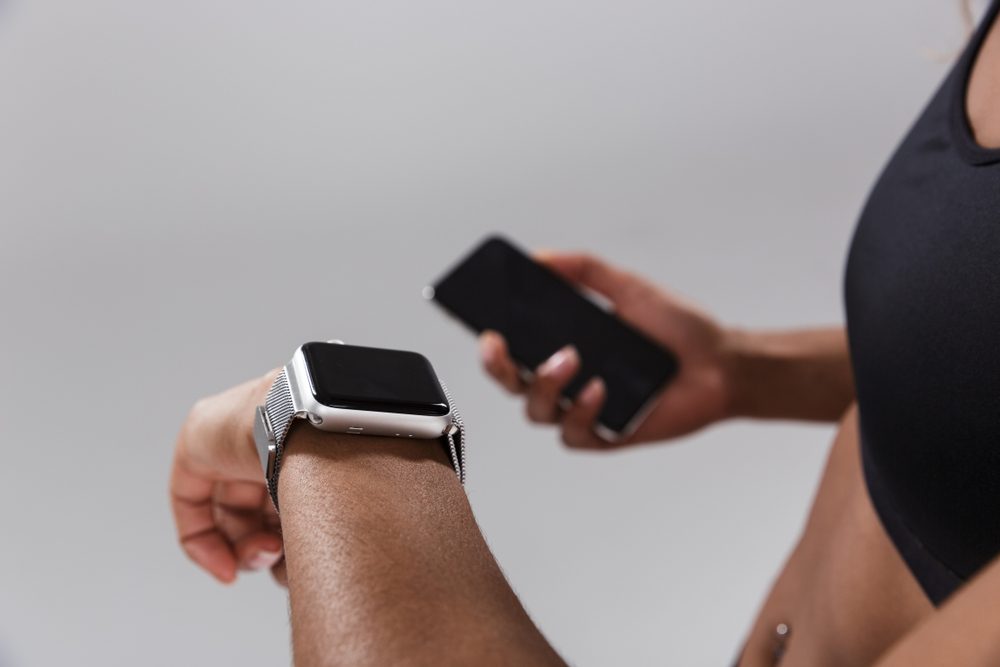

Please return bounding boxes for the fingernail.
[483,341,498,364]
[247,550,283,571]
[539,346,579,379]
[580,377,605,406]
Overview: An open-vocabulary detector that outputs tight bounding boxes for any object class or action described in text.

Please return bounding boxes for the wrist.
[719,327,756,420]
[277,426,458,511]
[723,328,808,419]
[718,326,853,422]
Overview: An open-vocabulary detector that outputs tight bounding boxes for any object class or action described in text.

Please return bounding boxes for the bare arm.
[279,425,567,667]
[725,326,853,422]
[171,373,565,666]
[874,555,1000,666]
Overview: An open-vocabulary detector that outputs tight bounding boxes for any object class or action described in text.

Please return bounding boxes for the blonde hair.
[961,0,975,32]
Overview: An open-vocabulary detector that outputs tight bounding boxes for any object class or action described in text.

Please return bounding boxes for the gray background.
[0,1,975,665]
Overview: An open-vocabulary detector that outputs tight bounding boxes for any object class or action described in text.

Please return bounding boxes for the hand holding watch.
[170,340,466,584]
[254,341,466,509]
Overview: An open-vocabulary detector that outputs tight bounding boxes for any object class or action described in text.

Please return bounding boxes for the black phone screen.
[430,236,678,437]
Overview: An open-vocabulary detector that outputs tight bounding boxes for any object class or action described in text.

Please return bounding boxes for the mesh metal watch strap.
[257,369,296,509]
[256,370,467,511]
[440,380,467,485]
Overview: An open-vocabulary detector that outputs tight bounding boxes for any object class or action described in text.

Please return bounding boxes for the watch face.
[302,342,450,416]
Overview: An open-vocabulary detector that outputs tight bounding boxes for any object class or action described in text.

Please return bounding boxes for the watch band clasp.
[253,405,278,479]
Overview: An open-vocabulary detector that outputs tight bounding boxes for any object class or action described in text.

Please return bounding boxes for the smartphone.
[427,235,679,440]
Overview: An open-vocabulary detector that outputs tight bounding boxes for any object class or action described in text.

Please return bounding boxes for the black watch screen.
[302,342,450,416]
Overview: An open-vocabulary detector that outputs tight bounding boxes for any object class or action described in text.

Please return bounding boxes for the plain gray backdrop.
[0,1,977,665]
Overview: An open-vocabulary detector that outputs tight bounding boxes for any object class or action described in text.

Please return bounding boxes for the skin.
[170,372,286,585]
[171,374,567,666]
[279,428,566,667]
[735,408,931,666]
[966,6,1000,149]
[478,252,855,452]
[875,555,1000,666]
[479,254,906,666]
[169,14,1000,667]
[473,21,1000,661]
[828,19,1000,664]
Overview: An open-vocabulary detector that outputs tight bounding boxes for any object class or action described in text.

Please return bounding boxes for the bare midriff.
[734,8,1000,664]
[737,407,934,666]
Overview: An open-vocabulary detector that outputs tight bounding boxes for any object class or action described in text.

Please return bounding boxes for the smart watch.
[253,341,466,509]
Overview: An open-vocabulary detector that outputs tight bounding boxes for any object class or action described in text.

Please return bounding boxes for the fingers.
[270,558,288,588]
[560,378,608,449]
[171,469,283,583]
[215,479,266,509]
[181,530,239,585]
[479,328,607,445]
[170,455,238,584]
[480,331,525,393]
[213,482,268,541]
[214,481,284,573]
[171,436,281,585]
[170,370,287,585]
[535,252,635,302]
[233,531,284,572]
[180,371,280,483]
[526,346,579,423]
[217,478,284,581]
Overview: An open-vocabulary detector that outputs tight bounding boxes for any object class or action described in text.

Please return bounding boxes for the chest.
[845,147,1000,404]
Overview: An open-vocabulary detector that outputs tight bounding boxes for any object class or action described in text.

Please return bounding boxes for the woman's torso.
[741,3,1000,663]
[738,409,932,666]
[846,0,1000,605]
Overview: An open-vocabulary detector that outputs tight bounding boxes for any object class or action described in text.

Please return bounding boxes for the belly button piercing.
[773,622,791,663]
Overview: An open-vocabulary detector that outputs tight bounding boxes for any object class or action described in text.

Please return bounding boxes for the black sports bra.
[845,0,1000,604]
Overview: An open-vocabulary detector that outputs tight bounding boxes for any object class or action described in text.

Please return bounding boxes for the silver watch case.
[254,344,456,479]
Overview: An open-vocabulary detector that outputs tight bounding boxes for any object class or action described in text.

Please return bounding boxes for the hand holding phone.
[429,237,733,446]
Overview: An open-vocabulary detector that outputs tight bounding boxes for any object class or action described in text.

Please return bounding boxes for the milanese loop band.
[254,370,296,508]
[439,380,467,484]
[255,369,467,511]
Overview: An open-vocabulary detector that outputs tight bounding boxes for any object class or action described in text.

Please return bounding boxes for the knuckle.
[499,362,516,379]
[561,428,583,448]
[187,397,210,423]
[579,252,601,274]
[533,375,561,398]
[528,386,554,409]
[182,398,213,437]
[483,359,502,378]
[525,400,553,424]
[481,352,500,372]
[189,394,225,427]
[563,410,586,430]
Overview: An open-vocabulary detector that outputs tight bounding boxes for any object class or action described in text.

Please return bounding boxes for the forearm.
[725,326,853,422]
[278,425,566,667]
[874,555,1000,666]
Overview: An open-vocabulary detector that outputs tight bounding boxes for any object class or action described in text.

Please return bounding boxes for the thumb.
[534,252,636,302]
